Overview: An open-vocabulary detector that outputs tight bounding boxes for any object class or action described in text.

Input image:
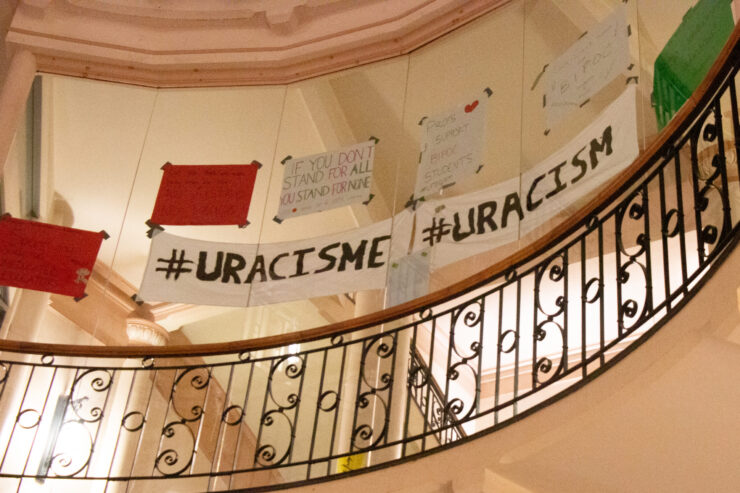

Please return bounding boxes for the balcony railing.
[0,23,738,493]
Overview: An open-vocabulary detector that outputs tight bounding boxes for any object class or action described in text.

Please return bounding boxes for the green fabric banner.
[653,0,734,129]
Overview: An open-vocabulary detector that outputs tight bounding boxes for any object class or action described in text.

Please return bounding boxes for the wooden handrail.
[1,23,738,359]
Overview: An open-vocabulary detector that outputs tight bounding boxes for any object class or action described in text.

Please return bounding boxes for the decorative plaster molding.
[64,0,346,27]
[7,0,510,86]
[126,316,169,346]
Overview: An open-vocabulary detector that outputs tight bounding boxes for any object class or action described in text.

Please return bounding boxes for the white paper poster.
[545,5,630,127]
[386,249,431,308]
[278,140,375,220]
[413,86,638,268]
[139,217,410,307]
[414,97,488,199]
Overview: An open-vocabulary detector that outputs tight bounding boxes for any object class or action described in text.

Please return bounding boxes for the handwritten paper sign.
[545,5,630,127]
[150,163,259,226]
[414,86,637,269]
[278,140,375,220]
[386,249,431,308]
[415,98,487,198]
[0,215,104,298]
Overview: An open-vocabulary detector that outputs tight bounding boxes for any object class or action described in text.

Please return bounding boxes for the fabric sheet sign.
[0,215,105,298]
[414,178,520,269]
[545,5,630,127]
[414,86,638,268]
[415,97,487,198]
[150,162,260,226]
[278,140,375,220]
[139,218,398,307]
[652,0,734,129]
[139,87,637,305]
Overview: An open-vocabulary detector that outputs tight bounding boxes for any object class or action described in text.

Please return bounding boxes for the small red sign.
[0,215,105,298]
[150,163,259,226]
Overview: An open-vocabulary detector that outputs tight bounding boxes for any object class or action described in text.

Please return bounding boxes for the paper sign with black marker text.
[278,140,375,220]
[415,98,487,198]
[414,86,637,268]
[545,5,630,127]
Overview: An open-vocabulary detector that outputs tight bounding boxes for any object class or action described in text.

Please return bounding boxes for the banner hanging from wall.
[0,215,106,298]
[150,162,260,226]
[140,87,636,304]
[545,5,631,127]
[414,85,638,269]
[138,217,409,307]
[413,177,521,269]
[277,140,375,221]
[414,97,487,199]
[249,218,392,306]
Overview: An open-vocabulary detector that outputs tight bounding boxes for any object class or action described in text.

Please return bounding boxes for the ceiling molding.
[8,0,510,87]
[62,0,344,25]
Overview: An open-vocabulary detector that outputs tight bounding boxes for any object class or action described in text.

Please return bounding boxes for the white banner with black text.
[414,86,638,268]
[139,217,407,307]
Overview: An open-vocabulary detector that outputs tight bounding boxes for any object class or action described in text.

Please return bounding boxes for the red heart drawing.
[465,100,479,113]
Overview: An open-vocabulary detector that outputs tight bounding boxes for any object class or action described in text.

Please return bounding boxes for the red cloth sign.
[150,163,259,226]
[0,215,105,298]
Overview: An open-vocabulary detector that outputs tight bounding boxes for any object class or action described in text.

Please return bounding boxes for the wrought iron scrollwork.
[30,369,116,479]
[408,350,465,445]
[171,366,210,422]
[499,329,518,354]
[122,411,146,432]
[615,190,652,334]
[352,333,397,451]
[0,25,736,491]
[691,104,733,260]
[318,390,339,412]
[155,421,195,477]
[442,299,483,423]
[222,405,244,426]
[584,277,602,304]
[155,366,211,477]
[48,421,94,477]
[533,254,567,386]
[69,369,113,423]
[16,408,41,429]
[254,354,306,467]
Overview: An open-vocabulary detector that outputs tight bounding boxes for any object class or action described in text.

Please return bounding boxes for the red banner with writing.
[0,215,105,298]
[150,162,259,226]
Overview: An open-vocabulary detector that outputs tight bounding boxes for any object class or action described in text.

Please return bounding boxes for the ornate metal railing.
[0,26,737,493]
[408,349,465,446]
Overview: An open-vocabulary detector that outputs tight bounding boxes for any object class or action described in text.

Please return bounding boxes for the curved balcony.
[0,1,738,492]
